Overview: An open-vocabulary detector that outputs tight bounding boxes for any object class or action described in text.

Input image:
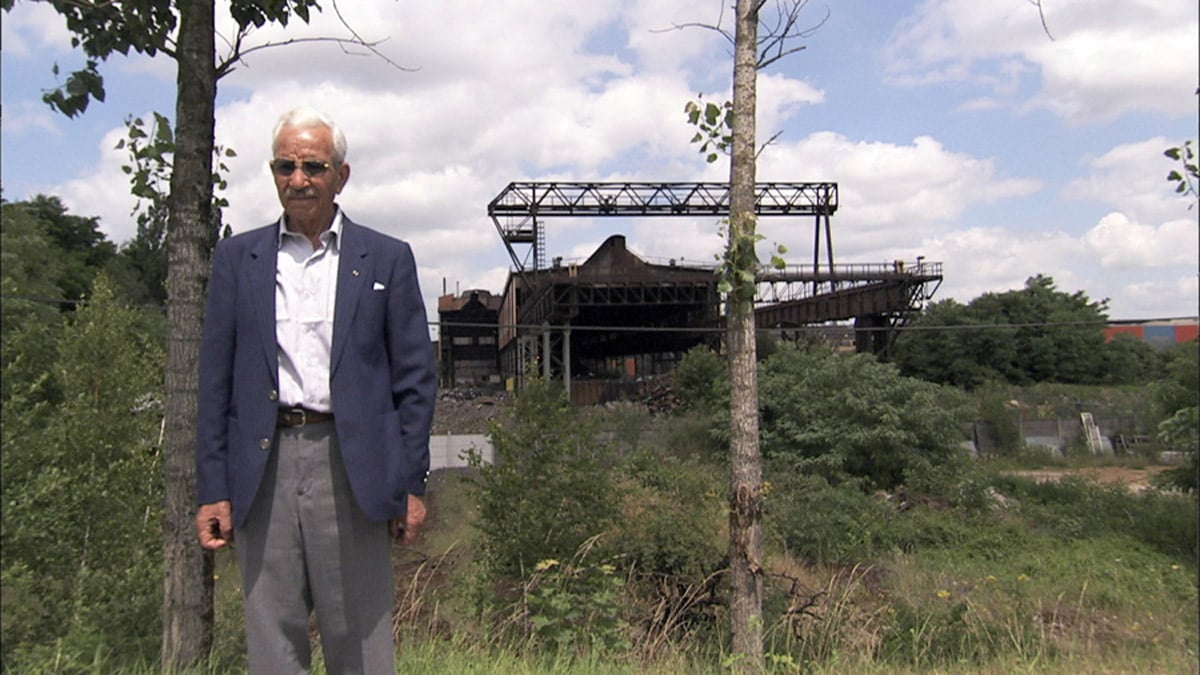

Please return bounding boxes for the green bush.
[1153,341,1199,418]
[524,551,631,656]
[609,450,726,577]
[1,277,164,669]
[765,472,895,563]
[973,383,1024,456]
[673,345,728,415]
[759,342,972,492]
[993,475,1199,565]
[468,377,620,579]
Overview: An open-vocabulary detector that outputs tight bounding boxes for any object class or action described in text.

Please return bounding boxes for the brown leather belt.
[277,407,334,428]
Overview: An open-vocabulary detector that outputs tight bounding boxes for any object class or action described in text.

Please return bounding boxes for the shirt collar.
[277,206,344,250]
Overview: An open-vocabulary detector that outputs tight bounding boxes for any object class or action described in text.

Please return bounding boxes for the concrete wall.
[430,434,493,470]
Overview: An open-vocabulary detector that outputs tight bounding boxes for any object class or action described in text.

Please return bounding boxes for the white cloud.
[755,132,1041,257]
[0,2,74,57]
[1083,212,1199,269]
[1108,275,1199,320]
[920,226,1086,301]
[1065,136,1197,223]
[886,0,1199,123]
[216,1,628,97]
[912,218,1198,320]
[622,0,728,77]
[54,126,146,247]
[1,101,62,139]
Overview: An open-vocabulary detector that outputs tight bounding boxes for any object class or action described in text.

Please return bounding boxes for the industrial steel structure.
[437,289,502,388]
[473,181,942,399]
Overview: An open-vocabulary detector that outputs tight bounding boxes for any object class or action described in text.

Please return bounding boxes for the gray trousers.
[235,420,395,675]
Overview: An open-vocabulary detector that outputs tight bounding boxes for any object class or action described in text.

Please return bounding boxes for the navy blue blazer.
[195,217,437,528]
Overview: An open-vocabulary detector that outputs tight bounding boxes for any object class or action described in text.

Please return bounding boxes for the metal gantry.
[488,181,839,276]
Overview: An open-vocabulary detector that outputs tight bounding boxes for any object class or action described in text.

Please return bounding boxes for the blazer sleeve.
[386,241,438,496]
[195,237,239,505]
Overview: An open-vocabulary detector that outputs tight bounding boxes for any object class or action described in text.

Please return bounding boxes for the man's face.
[271,124,350,231]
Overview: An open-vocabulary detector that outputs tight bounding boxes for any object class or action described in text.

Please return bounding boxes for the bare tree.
[679,2,824,671]
[726,3,765,670]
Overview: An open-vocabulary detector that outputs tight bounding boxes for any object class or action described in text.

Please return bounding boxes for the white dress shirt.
[275,211,343,412]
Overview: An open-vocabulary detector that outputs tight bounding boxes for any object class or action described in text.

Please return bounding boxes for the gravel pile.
[432,389,511,435]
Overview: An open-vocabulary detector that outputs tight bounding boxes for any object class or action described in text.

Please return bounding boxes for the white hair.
[271,107,348,164]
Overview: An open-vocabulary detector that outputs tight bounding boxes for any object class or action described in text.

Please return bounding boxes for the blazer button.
[259,438,271,450]
[268,389,278,401]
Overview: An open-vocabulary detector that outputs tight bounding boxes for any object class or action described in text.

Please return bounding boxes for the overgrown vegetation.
[1,277,165,669]
[893,275,1159,388]
[2,197,1195,672]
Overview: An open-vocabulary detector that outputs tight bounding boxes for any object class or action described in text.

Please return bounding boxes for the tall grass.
[9,412,1197,674]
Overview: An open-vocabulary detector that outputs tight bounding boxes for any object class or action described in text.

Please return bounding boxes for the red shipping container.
[1176,324,1199,343]
[1105,325,1144,341]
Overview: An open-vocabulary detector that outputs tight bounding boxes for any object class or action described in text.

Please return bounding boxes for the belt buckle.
[281,407,306,427]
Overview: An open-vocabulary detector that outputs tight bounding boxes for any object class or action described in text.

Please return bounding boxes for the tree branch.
[1028,0,1055,41]
[756,129,783,159]
[215,0,420,79]
[656,0,825,72]
[328,0,418,73]
[756,0,828,70]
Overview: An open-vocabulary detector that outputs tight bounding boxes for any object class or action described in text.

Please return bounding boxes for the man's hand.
[389,494,426,546]
[197,500,233,550]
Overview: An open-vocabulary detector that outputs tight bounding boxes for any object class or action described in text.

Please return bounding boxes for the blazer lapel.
[248,226,280,383]
[332,219,371,375]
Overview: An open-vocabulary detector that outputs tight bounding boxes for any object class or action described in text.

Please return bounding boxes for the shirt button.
[259,438,271,450]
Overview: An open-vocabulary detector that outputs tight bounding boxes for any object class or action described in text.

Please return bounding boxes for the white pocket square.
[372,282,386,291]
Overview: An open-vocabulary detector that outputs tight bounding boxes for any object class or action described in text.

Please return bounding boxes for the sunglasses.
[270,159,334,177]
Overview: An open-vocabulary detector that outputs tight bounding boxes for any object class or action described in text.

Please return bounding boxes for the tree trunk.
[161,0,217,669]
[727,1,764,673]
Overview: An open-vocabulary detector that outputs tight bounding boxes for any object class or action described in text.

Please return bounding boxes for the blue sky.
[2,0,1197,325]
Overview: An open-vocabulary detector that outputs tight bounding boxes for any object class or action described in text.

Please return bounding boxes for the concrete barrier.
[430,434,493,470]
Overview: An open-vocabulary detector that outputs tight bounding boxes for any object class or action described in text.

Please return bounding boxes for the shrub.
[765,472,895,564]
[523,547,631,656]
[0,277,164,668]
[673,345,728,415]
[973,383,1024,456]
[608,450,726,577]
[468,377,620,579]
[993,475,1199,565]
[1154,406,1198,493]
[759,342,972,492]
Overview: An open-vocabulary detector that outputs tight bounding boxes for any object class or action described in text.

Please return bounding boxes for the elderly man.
[195,107,437,674]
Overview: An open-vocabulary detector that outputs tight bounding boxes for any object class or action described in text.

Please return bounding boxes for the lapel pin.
[353,269,360,277]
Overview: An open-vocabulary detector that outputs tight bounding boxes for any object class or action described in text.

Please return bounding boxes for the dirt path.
[1003,466,1171,492]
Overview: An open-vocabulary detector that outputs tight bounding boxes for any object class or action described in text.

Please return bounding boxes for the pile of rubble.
[432,375,688,436]
[632,373,685,416]
[432,389,511,435]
